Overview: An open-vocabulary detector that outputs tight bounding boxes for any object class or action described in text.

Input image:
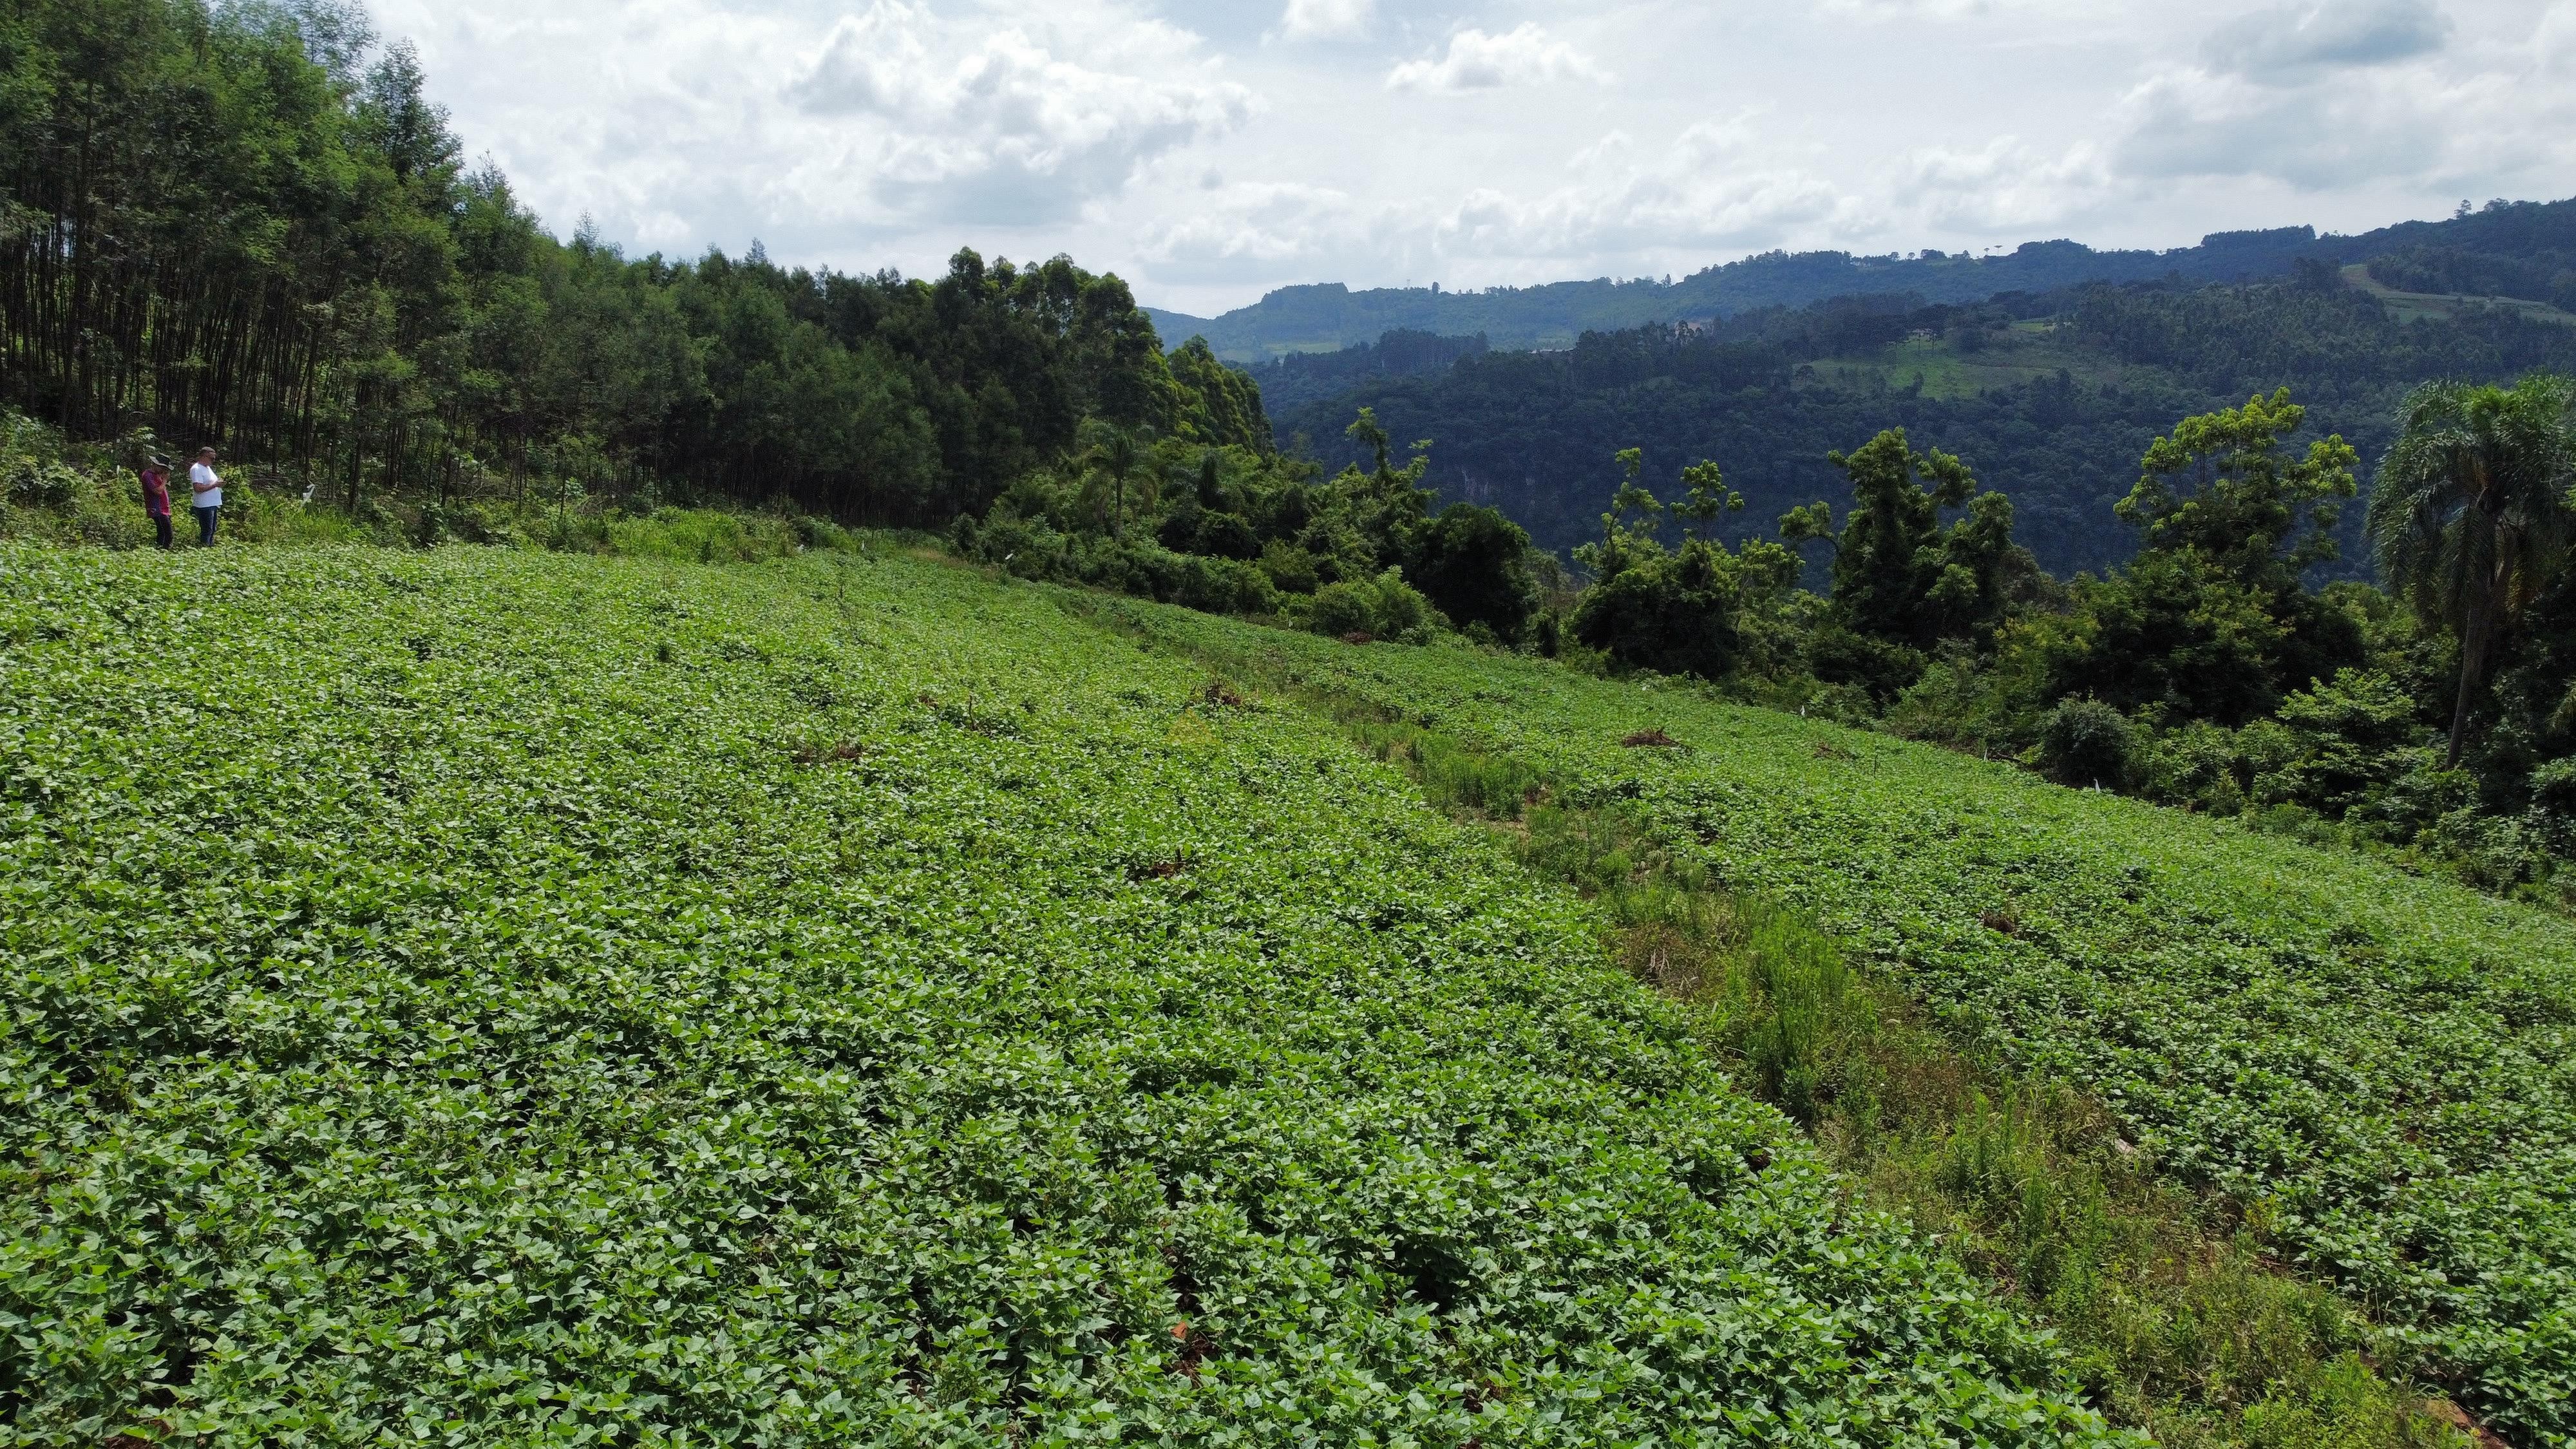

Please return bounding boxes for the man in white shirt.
[189,448,223,547]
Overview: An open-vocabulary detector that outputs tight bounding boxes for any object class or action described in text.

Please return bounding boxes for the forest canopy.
[0,0,1267,527]
[1276,276,2576,577]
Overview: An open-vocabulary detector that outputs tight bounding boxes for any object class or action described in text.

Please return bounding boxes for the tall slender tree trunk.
[2447,576,2497,770]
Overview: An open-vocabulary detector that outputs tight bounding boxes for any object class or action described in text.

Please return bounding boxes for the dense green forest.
[1251,328,1491,418]
[1502,375,2576,909]
[1276,276,2576,576]
[1150,199,2576,360]
[0,0,1542,651]
[0,0,1267,531]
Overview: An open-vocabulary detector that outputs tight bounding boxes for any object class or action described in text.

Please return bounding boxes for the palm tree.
[1082,421,1144,541]
[2366,375,2576,766]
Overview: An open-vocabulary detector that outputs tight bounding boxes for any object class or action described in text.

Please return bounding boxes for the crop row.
[0,546,2124,1444]
[1114,597,2576,1447]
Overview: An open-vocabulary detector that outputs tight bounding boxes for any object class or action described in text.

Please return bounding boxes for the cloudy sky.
[372,0,2576,316]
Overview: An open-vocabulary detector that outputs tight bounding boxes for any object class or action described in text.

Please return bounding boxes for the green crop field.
[0,545,2129,1444]
[1119,603,2576,1448]
[2338,265,2576,328]
[1789,332,2132,401]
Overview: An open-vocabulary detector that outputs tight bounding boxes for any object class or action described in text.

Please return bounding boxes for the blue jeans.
[194,506,219,547]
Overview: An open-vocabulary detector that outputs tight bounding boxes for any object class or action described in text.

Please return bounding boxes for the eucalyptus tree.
[0,0,1257,529]
[2367,374,2576,766]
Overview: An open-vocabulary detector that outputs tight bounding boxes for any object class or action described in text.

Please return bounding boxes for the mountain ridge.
[1149,196,2576,362]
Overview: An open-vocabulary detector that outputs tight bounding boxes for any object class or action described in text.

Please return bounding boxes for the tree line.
[947,357,2576,901]
[1549,377,2576,899]
[0,0,1265,531]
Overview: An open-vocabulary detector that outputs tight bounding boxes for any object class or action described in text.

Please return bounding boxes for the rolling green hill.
[1150,199,2576,364]
[1,543,2126,1443]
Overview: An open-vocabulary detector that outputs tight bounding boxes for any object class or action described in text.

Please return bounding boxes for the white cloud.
[2202,0,2453,80]
[1899,136,2113,231]
[374,0,2576,315]
[1814,0,2002,15]
[2112,66,2448,187]
[788,2,1252,225]
[2541,0,2576,71]
[1138,182,1375,284]
[1567,131,1635,171]
[1128,111,1864,292]
[1273,0,1374,43]
[1427,117,1858,262]
[379,0,1251,260]
[1386,25,1609,93]
[2102,0,2552,194]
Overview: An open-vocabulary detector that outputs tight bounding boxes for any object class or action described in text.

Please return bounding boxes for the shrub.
[1571,538,1748,679]
[1193,511,1261,562]
[2138,721,2246,815]
[2530,757,2576,817]
[2254,670,2426,817]
[1370,569,1444,639]
[603,507,803,563]
[1804,623,1929,705]
[1256,540,1319,595]
[2038,697,2137,789]
[966,509,1070,579]
[1405,502,1538,643]
[1171,554,1278,616]
[1305,579,1378,639]
[794,515,857,551]
[1299,567,1444,645]
[6,459,79,508]
[0,414,139,548]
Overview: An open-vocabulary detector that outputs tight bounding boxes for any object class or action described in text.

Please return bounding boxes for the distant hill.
[1148,196,2576,362]
[1265,269,2576,580]
[1247,328,1492,419]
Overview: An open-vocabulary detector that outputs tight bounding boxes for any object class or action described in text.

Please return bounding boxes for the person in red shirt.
[138,455,174,550]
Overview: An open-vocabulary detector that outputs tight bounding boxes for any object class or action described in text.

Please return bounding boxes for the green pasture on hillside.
[1121,604,2576,1448]
[2338,265,2576,328]
[1788,331,2129,401]
[0,545,2122,1444]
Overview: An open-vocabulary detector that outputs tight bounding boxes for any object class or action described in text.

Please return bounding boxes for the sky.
[370,0,2576,317]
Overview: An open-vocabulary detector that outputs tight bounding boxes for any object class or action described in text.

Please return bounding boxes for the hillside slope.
[0,545,2121,1443]
[1121,605,2576,1447]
